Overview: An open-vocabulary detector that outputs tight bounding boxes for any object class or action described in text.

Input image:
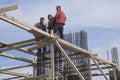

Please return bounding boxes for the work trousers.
[53,23,64,39]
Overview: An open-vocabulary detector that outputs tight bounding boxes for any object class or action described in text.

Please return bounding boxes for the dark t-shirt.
[35,22,46,31]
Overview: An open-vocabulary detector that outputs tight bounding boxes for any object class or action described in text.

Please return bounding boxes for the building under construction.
[63,30,90,80]
[109,47,120,80]
[0,5,120,80]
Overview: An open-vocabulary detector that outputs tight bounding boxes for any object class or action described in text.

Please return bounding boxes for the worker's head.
[40,17,44,23]
[56,5,61,11]
[48,14,53,20]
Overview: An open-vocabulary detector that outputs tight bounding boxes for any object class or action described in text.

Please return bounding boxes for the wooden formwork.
[0,5,120,80]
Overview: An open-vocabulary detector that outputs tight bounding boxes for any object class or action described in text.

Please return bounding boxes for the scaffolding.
[109,47,120,80]
[64,31,90,80]
[0,5,120,80]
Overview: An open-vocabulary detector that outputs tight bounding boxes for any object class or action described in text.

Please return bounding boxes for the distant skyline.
[0,0,120,80]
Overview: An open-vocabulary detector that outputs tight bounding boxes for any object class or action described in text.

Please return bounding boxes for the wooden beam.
[16,48,36,56]
[28,41,48,51]
[2,76,23,80]
[0,4,18,13]
[58,38,90,54]
[90,54,109,80]
[58,38,120,71]
[1,70,29,77]
[28,38,55,51]
[1,44,36,55]
[0,41,36,56]
[20,75,49,80]
[92,73,109,76]
[0,64,33,71]
[0,38,36,48]
[55,41,85,80]
[0,13,31,30]
[0,52,35,63]
[94,55,120,71]
[0,13,50,37]
[63,66,112,72]
[50,30,55,80]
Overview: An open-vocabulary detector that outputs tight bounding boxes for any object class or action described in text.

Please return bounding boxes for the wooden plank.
[90,54,109,80]
[17,39,36,46]
[95,56,120,72]
[2,76,22,80]
[20,75,49,80]
[1,70,29,77]
[1,42,35,51]
[50,30,55,80]
[58,38,90,54]
[28,41,49,51]
[0,13,50,37]
[0,4,18,13]
[58,38,120,71]
[63,66,112,72]
[28,38,55,51]
[0,13,31,30]
[92,73,109,76]
[0,64,33,71]
[0,52,35,63]
[15,48,36,56]
[55,41,85,80]
[0,41,36,56]
[5,38,36,47]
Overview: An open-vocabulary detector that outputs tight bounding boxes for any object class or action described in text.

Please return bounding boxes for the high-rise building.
[64,30,88,50]
[64,30,91,80]
[109,47,120,80]
[80,30,88,50]
[111,47,119,66]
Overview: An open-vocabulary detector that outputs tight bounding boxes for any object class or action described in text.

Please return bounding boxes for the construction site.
[0,5,120,80]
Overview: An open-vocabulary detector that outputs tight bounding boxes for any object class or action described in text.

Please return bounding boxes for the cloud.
[63,0,120,28]
[92,39,120,63]
[1,0,120,28]
[0,0,120,79]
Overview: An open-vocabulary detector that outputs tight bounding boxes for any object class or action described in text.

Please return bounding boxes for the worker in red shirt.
[54,5,66,39]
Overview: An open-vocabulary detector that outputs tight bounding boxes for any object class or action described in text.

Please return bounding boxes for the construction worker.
[34,17,46,76]
[47,14,55,33]
[35,17,46,32]
[34,17,47,53]
[53,5,66,39]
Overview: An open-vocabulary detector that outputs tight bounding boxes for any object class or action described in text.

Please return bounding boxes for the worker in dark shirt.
[35,17,46,32]
[34,17,46,76]
[47,14,55,33]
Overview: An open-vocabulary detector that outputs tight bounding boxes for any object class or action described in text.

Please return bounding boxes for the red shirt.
[56,10,66,24]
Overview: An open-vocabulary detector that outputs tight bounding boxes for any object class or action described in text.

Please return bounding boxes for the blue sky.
[0,0,120,79]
